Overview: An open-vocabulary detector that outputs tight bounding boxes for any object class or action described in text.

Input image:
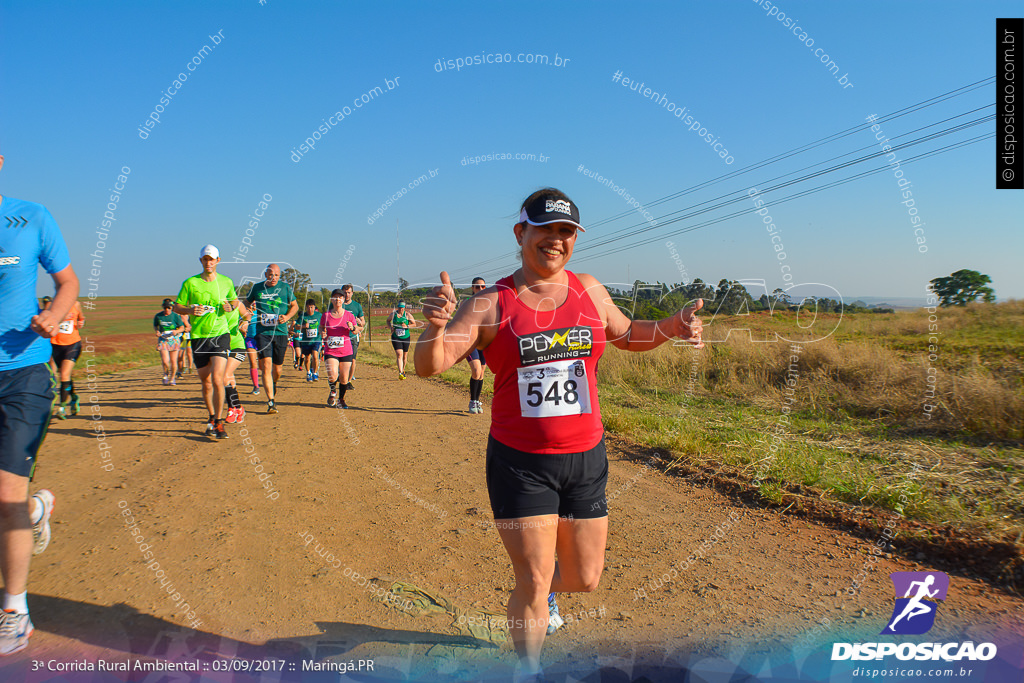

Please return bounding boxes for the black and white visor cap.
[519,197,585,232]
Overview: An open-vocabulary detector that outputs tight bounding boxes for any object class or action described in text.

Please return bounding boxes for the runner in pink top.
[320,288,357,408]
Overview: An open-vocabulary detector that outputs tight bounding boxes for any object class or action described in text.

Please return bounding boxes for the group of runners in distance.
[160,264,369,421]
[3,176,706,682]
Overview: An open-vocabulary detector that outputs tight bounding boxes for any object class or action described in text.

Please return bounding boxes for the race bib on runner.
[326,336,345,349]
[305,328,318,338]
[260,312,279,326]
[516,359,590,418]
[58,320,75,334]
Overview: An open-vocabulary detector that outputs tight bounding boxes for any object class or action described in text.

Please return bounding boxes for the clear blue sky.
[2,0,1021,302]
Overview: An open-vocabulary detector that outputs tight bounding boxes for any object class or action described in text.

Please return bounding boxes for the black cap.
[162,298,173,307]
[519,196,585,232]
[41,296,53,303]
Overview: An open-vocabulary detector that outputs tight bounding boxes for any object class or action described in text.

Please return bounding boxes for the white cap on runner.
[199,244,220,259]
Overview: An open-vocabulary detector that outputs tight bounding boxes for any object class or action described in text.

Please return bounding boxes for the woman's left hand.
[672,299,704,348]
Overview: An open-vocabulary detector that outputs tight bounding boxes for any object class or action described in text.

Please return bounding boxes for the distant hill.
[848,296,929,310]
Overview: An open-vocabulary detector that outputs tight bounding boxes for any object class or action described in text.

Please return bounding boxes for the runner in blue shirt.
[0,170,81,655]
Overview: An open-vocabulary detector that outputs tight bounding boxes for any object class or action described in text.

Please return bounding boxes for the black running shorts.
[191,334,230,369]
[255,334,288,365]
[391,338,410,352]
[229,348,247,363]
[51,341,82,365]
[485,433,609,520]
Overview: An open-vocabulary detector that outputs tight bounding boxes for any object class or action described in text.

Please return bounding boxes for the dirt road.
[2,360,1021,682]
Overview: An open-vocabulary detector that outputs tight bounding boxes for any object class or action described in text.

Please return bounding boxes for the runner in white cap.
[173,245,246,439]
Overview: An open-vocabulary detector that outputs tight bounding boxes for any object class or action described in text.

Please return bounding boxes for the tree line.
[233,268,997,319]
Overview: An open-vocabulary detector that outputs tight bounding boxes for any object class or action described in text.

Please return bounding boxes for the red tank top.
[488,270,605,453]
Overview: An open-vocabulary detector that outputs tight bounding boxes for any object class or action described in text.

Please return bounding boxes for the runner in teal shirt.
[242,264,298,413]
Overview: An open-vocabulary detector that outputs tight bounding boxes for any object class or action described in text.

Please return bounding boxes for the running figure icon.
[881,571,949,635]
[887,575,938,631]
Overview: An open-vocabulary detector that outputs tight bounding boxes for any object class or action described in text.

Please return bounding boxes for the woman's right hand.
[423,271,456,328]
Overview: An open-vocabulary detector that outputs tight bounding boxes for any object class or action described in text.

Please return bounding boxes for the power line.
[465,121,993,281]
[478,132,992,278]
[442,78,994,280]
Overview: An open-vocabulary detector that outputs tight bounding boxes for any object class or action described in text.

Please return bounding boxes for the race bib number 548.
[516,360,590,418]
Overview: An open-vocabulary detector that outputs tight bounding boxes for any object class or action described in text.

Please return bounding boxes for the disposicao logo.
[881,571,948,635]
[831,571,998,663]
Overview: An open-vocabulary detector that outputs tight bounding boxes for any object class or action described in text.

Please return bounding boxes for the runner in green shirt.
[153,299,185,384]
[223,307,252,425]
[173,245,247,439]
[297,299,322,382]
[388,301,418,379]
[243,263,298,413]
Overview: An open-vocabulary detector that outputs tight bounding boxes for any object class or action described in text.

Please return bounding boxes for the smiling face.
[514,221,578,276]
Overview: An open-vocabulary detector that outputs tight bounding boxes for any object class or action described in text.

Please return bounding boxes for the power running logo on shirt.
[546,199,572,216]
[518,326,592,366]
[832,571,998,663]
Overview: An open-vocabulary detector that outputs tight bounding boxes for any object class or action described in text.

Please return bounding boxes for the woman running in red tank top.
[414,188,704,681]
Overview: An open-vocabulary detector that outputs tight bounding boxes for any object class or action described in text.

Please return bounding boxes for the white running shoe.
[0,610,33,655]
[31,489,55,555]
[546,594,564,635]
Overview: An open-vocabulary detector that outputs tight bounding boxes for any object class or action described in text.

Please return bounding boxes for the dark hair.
[304,298,317,308]
[472,277,485,285]
[342,284,354,292]
[518,187,573,218]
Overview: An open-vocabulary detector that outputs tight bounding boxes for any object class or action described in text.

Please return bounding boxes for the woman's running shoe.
[547,593,564,634]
